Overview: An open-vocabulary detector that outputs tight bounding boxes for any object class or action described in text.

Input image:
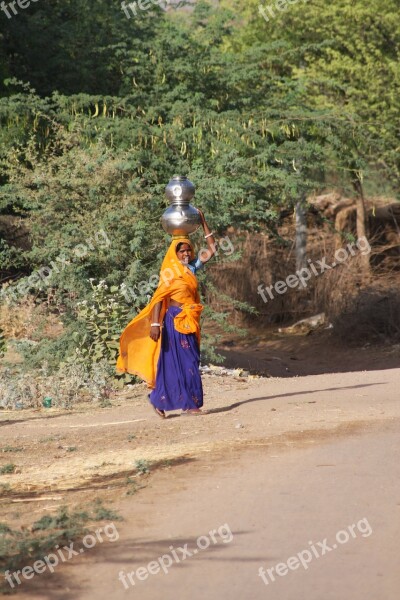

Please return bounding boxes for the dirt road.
[2,367,400,599]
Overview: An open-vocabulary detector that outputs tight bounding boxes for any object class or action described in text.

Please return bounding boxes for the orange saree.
[116,238,203,389]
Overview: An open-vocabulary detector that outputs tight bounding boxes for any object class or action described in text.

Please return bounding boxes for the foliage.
[0,463,16,475]
[71,279,133,369]
[0,446,23,453]
[230,0,400,194]
[0,360,116,409]
[92,502,123,522]
[0,503,121,585]
[126,478,139,496]
[0,0,164,97]
[135,459,151,475]
[0,0,399,374]
[31,510,88,532]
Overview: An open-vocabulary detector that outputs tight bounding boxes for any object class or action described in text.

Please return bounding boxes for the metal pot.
[161,176,201,236]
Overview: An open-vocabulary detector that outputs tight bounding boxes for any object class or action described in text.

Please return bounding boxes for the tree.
[228,0,400,196]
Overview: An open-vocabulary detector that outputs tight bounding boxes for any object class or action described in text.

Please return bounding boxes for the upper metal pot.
[162,176,201,236]
[165,175,195,205]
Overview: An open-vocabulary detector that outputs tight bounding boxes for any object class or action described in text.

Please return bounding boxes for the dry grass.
[207,217,400,346]
[332,287,400,346]
[0,296,63,340]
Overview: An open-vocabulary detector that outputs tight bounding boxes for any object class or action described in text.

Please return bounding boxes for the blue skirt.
[149,306,203,411]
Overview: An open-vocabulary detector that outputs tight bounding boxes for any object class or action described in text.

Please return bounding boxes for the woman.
[116,210,215,417]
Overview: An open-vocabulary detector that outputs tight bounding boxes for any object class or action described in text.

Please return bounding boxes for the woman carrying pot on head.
[116,210,216,417]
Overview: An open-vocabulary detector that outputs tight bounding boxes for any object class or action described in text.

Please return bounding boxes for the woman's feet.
[148,394,166,419]
[147,395,207,418]
[181,408,208,416]
[153,406,166,419]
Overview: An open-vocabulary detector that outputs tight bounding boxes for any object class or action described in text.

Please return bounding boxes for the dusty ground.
[1,366,399,599]
[1,359,399,526]
[1,324,399,597]
[217,327,400,377]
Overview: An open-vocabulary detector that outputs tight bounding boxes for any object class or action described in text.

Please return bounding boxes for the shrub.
[0,360,116,409]
[70,279,134,373]
[0,464,16,474]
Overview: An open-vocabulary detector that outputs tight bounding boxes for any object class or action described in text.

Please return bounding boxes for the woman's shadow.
[205,381,386,415]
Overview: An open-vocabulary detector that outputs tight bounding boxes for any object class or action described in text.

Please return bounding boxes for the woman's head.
[158,237,195,285]
[176,241,193,265]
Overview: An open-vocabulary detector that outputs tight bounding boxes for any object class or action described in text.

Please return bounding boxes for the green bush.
[0,503,121,583]
[0,464,16,474]
[71,280,133,370]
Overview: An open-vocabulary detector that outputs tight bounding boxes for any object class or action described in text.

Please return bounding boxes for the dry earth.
[0,364,399,599]
[1,363,399,529]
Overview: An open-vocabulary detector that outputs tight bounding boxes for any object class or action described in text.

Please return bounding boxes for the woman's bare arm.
[197,209,216,264]
[150,301,162,341]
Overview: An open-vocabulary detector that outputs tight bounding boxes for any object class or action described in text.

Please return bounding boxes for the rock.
[200,364,255,378]
[278,313,327,336]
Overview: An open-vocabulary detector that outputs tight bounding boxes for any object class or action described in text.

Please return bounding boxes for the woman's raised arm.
[197,209,216,264]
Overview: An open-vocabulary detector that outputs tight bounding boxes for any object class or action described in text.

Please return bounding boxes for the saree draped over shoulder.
[116,238,203,392]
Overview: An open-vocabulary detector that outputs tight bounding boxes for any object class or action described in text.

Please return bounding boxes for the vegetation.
[0,0,399,401]
[0,463,16,474]
[135,459,151,475]
[0,503,121,590]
